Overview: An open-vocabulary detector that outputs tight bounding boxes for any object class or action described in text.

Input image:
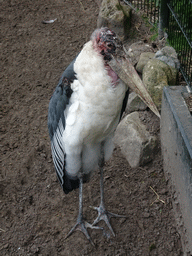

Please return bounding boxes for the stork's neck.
[105,63,119,87]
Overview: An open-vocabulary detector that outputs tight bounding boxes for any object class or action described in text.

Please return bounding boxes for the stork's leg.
[91,143,126,237]
[65,176,102,245]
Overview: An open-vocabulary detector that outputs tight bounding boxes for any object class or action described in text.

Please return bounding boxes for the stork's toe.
[65,218,103,246]
[90,205,126,237]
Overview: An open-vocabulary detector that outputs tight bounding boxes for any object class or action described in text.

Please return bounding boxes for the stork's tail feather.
[57,171,79,194]
[59,171,91,194]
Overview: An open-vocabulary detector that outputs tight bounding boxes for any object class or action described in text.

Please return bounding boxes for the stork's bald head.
[91,27,122,61]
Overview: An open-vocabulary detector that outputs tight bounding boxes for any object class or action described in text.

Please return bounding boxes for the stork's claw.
[90,204,126,237]
[65,218,103,246]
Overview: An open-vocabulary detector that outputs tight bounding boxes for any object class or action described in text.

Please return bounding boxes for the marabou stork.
[48,27,159,245]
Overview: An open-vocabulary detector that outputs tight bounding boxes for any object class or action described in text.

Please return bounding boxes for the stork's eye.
[106,42,113,48]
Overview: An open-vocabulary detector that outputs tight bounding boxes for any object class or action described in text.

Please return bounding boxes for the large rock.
[126,92,147,112]
[97,0,131,41]
[114,112,157,168]
[124,41,154,66]
[155,46,180,69]
[142,59,177,109]
[136,52,155,73]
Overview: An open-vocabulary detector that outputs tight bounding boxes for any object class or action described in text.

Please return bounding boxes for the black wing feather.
[48,56,78,139]
[120,88,129,120]
[48,57,79,194]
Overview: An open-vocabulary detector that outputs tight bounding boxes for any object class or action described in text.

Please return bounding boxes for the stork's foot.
[90,204,126,237]
[65,217,103,246]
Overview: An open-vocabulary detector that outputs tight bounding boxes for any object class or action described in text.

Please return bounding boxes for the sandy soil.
[0,0,183,255]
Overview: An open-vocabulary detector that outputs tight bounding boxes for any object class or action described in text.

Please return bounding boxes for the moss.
[150,33,158,41]
[149,243,156,251]
[116,2,121,11]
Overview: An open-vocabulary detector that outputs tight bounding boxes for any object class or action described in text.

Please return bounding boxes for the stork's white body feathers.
[62,41,127,178]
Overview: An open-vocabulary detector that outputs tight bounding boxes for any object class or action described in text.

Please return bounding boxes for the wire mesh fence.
[123,0,192,88]
[167,0,192,88]
[123,0,160,25]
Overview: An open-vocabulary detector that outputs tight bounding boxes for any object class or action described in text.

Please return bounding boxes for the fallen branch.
[150,186,165,206]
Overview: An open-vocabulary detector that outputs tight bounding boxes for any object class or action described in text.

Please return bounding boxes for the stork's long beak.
[109,52,160,118]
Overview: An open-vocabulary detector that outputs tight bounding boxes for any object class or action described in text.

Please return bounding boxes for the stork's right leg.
[91,142,126,237]
[64,176,102,245]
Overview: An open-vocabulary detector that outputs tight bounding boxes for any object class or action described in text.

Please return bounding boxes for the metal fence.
[123,0,160,25]
[167,0,192,88]
[123,0,192,88]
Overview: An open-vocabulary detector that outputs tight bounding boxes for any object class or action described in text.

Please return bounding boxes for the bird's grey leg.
[91,142,126,237]
[65,175,102,246]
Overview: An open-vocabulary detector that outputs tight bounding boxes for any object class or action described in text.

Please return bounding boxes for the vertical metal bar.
[181,33,185,75]
[159,0,169,39]
[144,0,146,12]
[186,49,190,78]
[155,0,157,23]
[183,1,187,29]
[149,0,151,23]
[190,52,192,86]
[177,19,181,67]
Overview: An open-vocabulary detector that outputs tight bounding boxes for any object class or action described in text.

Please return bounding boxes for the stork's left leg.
[91,143,126,237]
[65,176,102,245]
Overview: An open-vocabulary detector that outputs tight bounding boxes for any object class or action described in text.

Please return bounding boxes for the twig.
[0,153,11,162]
[77,0,85,11]
[150,186,165,206]
[0,228,5,232]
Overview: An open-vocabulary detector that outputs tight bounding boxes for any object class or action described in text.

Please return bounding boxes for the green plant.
[148,0,160,7]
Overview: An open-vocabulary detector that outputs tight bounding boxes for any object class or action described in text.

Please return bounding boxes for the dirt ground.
[0,0,184,255]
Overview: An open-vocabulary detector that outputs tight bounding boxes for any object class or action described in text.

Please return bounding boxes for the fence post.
[158,0,169,39]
